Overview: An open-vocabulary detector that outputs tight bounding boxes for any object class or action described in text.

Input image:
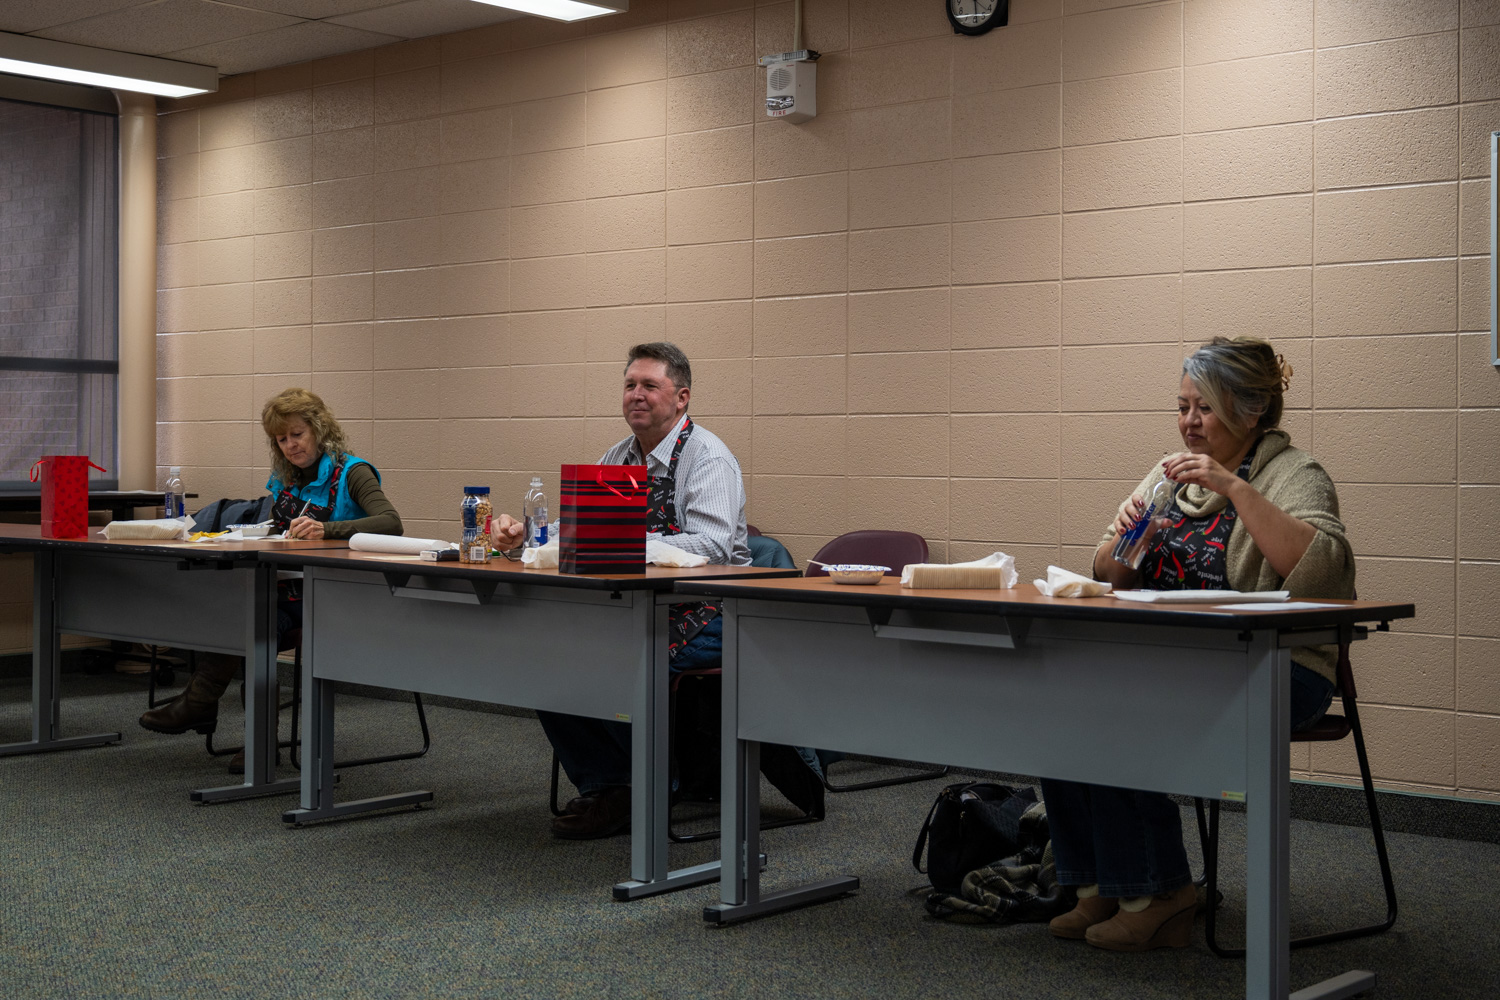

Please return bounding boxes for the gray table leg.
[1246,628,1290,999]
[1288,971,1378,1000]
[282,565,430,824]
[703,600,857,924]
[193,563,299,803]
[615,596,732,900]
[0,548,120,757]
[1246,631,1377,1000]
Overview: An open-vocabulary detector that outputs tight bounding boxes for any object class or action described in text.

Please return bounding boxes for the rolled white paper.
[348,533,456,555]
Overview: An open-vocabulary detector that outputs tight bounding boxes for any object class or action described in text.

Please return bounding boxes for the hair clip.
[1276,353,1293,391]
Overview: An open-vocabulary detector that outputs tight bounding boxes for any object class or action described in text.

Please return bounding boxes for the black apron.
[647,417,719,658]
[269,456,348,617]
[270,456,347,531]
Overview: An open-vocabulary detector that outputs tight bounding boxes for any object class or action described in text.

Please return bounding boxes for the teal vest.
[265,453,375,524]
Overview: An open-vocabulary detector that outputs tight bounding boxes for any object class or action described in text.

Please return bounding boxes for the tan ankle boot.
[1084,884,1197,952]
[1049,893,1119,939]
[139,653,237,735]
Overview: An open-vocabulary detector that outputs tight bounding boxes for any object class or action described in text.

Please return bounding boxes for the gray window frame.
[0,74,121,490]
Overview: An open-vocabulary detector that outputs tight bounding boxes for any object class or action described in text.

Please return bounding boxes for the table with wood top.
[257,548,800,900]
[0,523,349,803]
[674,576,1414,1000]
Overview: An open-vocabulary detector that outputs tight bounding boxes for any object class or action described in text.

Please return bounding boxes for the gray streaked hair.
[625,342,692,390]
[1181,336,1292,438]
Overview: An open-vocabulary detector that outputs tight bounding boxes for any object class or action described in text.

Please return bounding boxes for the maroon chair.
[805,529,927,578]
[804,530,949,792]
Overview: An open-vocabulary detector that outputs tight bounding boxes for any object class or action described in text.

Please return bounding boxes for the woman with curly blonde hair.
[140,388,402,764]
[258,387,398,541]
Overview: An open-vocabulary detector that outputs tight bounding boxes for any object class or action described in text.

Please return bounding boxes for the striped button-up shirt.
[599,413,751,566]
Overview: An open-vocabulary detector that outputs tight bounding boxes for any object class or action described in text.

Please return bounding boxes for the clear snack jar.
[460,486,493,563]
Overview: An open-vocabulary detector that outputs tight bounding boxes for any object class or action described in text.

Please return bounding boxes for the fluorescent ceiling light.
[0,32,216,99]
[468,0,628,23]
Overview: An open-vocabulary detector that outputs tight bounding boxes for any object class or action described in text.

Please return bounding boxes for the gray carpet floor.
[2,675,1498,1000]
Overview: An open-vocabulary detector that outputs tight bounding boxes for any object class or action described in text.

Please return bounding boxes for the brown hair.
[1181,336,1293,438]
[261,387,351,483]
[625,342,692,390]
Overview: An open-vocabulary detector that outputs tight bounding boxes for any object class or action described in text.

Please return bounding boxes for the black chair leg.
[147,645,161,708]
[550,753,567,817]
[1200,693,1398,958]
[1288,696,1397,948]
[1202,799,1238,957]
[821,758,950,792]
[288,655,431,771]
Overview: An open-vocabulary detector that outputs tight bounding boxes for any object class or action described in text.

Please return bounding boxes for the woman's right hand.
[1094,492,1146,587]
[1112,492,1145,543]
[491,512,525,549]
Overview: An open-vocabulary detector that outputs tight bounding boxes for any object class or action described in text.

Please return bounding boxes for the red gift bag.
[559,463,648,574]
[30,456,106,539]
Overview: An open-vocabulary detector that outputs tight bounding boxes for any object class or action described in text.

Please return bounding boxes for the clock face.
[947,0,1008,35]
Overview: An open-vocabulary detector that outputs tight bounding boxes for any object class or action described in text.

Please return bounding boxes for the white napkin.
[901,552,1017,588]
[349,534,456,556]
[520,537,706,569]
[521,536,559,569]
[101,516,194,540]
[1034,565,1112,598]
[647,538,708,568]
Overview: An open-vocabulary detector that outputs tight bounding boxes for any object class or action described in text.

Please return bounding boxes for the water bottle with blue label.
[164,466,184,519]
[523,477,548,549]
[1112,476,1178,570]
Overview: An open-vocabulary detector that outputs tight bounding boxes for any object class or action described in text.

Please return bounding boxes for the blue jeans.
[1042,662,1336,897]
[539,615,723,797]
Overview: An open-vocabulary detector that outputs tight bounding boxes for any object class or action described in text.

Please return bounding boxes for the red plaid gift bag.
[559,463,648,574]
[29,456,106,538]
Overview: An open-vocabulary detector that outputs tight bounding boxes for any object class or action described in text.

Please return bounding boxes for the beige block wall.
[151,0,1500,801]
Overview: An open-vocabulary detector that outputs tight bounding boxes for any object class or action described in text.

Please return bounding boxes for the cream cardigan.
[1100,430,1356,684]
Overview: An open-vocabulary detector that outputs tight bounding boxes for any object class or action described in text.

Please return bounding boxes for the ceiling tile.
[163,19,401,74]
[32,0,301,56]
[0,1,144,35]
[327,0,520,40]
[224,0,400,18]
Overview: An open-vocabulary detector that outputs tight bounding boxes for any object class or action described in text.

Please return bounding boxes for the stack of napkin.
[1033,565,1112,598]
[900,552,1017,589]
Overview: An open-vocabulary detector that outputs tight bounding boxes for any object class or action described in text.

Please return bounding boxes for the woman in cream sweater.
[1042,336,1355,952]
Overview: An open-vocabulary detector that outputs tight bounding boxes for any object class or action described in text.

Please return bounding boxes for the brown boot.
[1085,884,1197,952]
[1049,892,1119,939]
[139,653,237,735]
[550,786,631,840]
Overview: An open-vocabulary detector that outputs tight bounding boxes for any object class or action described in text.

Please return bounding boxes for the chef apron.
[647,417,719,660]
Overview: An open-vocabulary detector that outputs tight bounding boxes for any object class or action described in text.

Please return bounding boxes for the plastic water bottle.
[1112,477,1178,570]
[164,466,184,519]
[523,477,548,549]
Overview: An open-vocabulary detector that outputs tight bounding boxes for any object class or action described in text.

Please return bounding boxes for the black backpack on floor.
[913,781,1038,895]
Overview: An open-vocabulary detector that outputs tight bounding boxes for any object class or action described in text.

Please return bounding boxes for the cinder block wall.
[152,0,1500,801]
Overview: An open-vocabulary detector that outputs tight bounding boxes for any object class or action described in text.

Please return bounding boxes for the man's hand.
[287,516,325,540]
[491,512,525,548]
